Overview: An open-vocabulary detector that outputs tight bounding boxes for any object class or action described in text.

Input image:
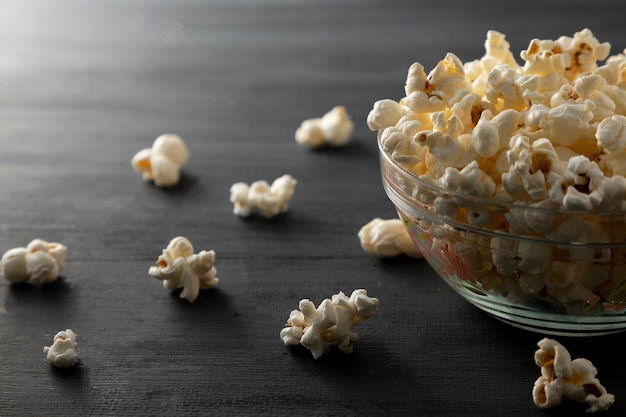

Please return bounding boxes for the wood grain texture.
[1,0,625,415]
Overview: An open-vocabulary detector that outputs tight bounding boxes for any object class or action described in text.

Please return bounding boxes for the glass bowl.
[378,132,626,336]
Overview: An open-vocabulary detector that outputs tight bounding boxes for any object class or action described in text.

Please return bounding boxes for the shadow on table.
[303,138,377,158]
[284,338,421,405]
[48,359,87,385]
[140,171,200,196]
[168,286,234,311]
[5,277,74,308]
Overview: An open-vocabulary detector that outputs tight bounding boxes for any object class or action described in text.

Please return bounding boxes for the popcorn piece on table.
[43,329,78,368]
[148,236,219,303]
[230,174,297,218]
[358,218,422,259]
[1,239,67,285]
[280,289,379,359]
[532,338,614,413]
[295,106,354,148]
[131,134,189,187]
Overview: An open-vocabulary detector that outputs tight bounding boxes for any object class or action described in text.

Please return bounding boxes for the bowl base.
[457,284,626,337]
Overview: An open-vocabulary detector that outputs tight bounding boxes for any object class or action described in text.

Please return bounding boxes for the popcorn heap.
[148,236,219,303]
[0,239,67,285]
[368,29,626,212]
[368,29,626,313]
[131,134,189,187]
[43,329,78,368]
[533,338,614,413]
[295,106,354,148]
[358,218,422,258]
[280,289,379,359]
[230,174,297,218]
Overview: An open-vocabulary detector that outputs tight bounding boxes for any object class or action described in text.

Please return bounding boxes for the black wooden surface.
[1,1,625,416]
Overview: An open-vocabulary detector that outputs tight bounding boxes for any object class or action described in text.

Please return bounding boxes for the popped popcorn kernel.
[1,239,67,285]
[43,329,78,368]
[358,218,422,259]
[367,99,406,131]
[295,118,325,148]
[131,134,189,187]
[295,106,354,148]
[230,174,297,218]
[148,236,219,303]
[280,289,379,359]
[532,338,614,413]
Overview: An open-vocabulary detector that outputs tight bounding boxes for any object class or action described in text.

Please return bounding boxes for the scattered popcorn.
[369,29,626,313]
[280,289,379,359]
[131,134,189,187]
[294,118,325,148]
[358,218,422,258]
[0,239,67,285]
[43,329,78,368]
[295,106,354,148]
[148,236,219,303]
[532,338,614,413]
[230,174,297,218]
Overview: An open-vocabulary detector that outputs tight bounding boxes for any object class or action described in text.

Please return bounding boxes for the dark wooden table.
[1,1,625,415]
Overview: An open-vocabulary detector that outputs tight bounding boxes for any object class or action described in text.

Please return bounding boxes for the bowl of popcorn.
[369,29,626,336]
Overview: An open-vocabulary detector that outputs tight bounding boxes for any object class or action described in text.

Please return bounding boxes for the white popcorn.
[464,30,520,96]
[543,102,596,147]
[320,106,354,146]
[489,237,519,276]
[295,106,353,148]
[367,99,405,131]
[379,127,418,165]
[131,134,189,187]
[148,236,219,303]
[230,174,297,218]
[524,199,558,234]
[441,161,495,199]
[427,53,471,106]
[369,29,626,312]
[596,114,626,152]
[501,135,551,202]
[471,110,500,158]
[404,54,472,115]
[485,64,526,111]
[418,129,466,169]
[43,329,78,368]
[1,239,67,285]
[516,240,551,275]
[549,156,611,211]
[294,118,325,148]
[601,148,626,177]
[449,92,482,131]
[524,103,550,131]
[532,338,614,413]
[574,75,616,121]
[560,28,611,78]
[280,289,379,359]
[358,218,422,259]
[405,62,428,96]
